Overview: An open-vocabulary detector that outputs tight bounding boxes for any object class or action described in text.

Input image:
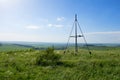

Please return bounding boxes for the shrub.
[36,47,61,66]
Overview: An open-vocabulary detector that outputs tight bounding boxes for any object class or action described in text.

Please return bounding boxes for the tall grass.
[0,47,120,80]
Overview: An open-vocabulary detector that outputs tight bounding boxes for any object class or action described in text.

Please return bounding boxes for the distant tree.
[0,43,2,46]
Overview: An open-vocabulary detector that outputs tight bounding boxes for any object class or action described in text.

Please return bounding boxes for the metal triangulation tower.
[65,14,91,54]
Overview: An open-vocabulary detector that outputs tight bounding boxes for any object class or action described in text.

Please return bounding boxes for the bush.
[36,47,61,66]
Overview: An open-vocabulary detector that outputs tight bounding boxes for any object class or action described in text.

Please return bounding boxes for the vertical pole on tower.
[75,14,78,53]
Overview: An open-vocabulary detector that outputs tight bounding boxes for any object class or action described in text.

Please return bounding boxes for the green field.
[0,44,30,52]
[0,45,120,80]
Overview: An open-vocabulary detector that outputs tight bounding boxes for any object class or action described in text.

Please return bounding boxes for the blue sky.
[0,0,120,43]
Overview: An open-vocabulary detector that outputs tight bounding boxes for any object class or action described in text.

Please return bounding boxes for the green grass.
[0,44,30,52]
[0,47,120,80]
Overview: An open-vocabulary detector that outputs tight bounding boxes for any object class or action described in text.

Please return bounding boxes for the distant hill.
[0,41,120,52]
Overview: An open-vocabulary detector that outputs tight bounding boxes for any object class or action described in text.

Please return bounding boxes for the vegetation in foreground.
[0,47,120,80]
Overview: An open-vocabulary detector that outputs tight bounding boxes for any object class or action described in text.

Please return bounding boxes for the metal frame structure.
[65,14,91,54]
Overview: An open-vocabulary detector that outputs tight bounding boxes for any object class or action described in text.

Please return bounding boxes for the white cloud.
[25,25,40,30]
[0,31,120,43]
[57,17,65,21]
[84,31,120,43]
[0,32,62,42]
[0,32,66,42]
[48,24,63,28]
[48,24,53,27]
[85,31,120,35]
[0,33,39,42]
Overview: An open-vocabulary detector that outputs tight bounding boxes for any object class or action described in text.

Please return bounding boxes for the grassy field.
[0,46,120,80]
[0,44,31,52]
